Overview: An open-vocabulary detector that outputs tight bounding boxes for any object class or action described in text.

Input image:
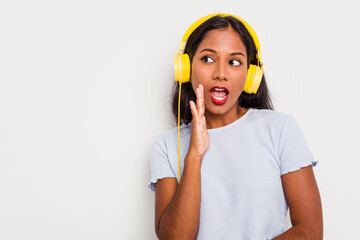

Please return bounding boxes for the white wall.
[0,0,359,239]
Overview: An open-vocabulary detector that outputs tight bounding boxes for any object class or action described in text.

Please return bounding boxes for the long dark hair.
[170,15,274,126]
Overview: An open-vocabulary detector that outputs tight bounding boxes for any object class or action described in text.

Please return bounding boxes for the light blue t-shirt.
[148,108,318,239]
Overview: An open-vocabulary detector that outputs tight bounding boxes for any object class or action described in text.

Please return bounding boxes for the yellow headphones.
[174,13,264,181]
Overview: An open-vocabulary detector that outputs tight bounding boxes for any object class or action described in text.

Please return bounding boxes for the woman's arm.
[155,84,209,240]
[273,165,323,239]
[154,154,202,240]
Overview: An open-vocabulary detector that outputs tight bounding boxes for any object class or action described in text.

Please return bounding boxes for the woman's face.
[191,27,248,119]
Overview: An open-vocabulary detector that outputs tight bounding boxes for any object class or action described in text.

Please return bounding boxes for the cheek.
[191,62,209,82]
[240,67,248,79]
[232,69,248,93]
[237,68,248,86]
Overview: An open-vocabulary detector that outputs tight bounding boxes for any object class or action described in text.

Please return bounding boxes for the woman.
[148,13,323,239]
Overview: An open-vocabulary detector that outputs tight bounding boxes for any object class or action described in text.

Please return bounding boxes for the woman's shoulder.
[249,108,289,120]
[152,122,191,145]
[247,108,291,128]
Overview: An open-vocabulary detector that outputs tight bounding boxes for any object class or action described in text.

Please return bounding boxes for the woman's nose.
[212,61,228,81]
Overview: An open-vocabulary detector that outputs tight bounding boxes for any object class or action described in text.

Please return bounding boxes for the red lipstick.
[209,86,229,105]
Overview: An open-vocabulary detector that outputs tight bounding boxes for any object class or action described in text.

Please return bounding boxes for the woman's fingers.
[188,84,210,160]
[202,115,207,131]
[190,84,206,121]
[189,100,198,119]
[197,84,205,118]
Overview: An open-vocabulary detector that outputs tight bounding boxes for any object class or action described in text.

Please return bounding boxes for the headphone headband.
[178,13,262,61]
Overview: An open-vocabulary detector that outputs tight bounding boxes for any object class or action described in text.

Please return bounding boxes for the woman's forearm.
[157,154,202,240]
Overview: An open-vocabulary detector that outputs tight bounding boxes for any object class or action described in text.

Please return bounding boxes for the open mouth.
[209,86,229,105]
[210,87,229,100]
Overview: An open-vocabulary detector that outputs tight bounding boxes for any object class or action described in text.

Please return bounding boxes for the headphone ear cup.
[243,64,263,94]
[174,54,191,84]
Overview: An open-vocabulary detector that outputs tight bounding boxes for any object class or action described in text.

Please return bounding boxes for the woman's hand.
[188,84,210,161]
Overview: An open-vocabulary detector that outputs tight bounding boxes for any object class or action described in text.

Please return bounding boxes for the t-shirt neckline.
[204,108,254,133]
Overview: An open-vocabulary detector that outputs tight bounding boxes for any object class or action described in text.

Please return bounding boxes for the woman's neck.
[205,106,249,129]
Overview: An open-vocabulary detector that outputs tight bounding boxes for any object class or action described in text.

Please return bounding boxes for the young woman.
[148,13,323,239]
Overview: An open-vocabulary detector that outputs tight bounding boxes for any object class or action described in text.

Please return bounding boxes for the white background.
[0,0,359,239]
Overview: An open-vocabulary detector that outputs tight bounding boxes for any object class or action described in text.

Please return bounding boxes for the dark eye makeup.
[200,56,242,66]
[229,59,242,66]
[200,56,214,63]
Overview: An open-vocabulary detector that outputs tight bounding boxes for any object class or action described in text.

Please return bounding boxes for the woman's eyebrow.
[199,48,217,53]
[230,52,246,57]
[199,48,246,57]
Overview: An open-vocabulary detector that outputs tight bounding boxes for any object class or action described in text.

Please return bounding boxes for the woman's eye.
[229,59,241,66]
[201,56,214,63]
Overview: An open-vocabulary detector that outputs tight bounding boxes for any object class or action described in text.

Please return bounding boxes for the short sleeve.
[147,135,176,191]
[279,115,318,175]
